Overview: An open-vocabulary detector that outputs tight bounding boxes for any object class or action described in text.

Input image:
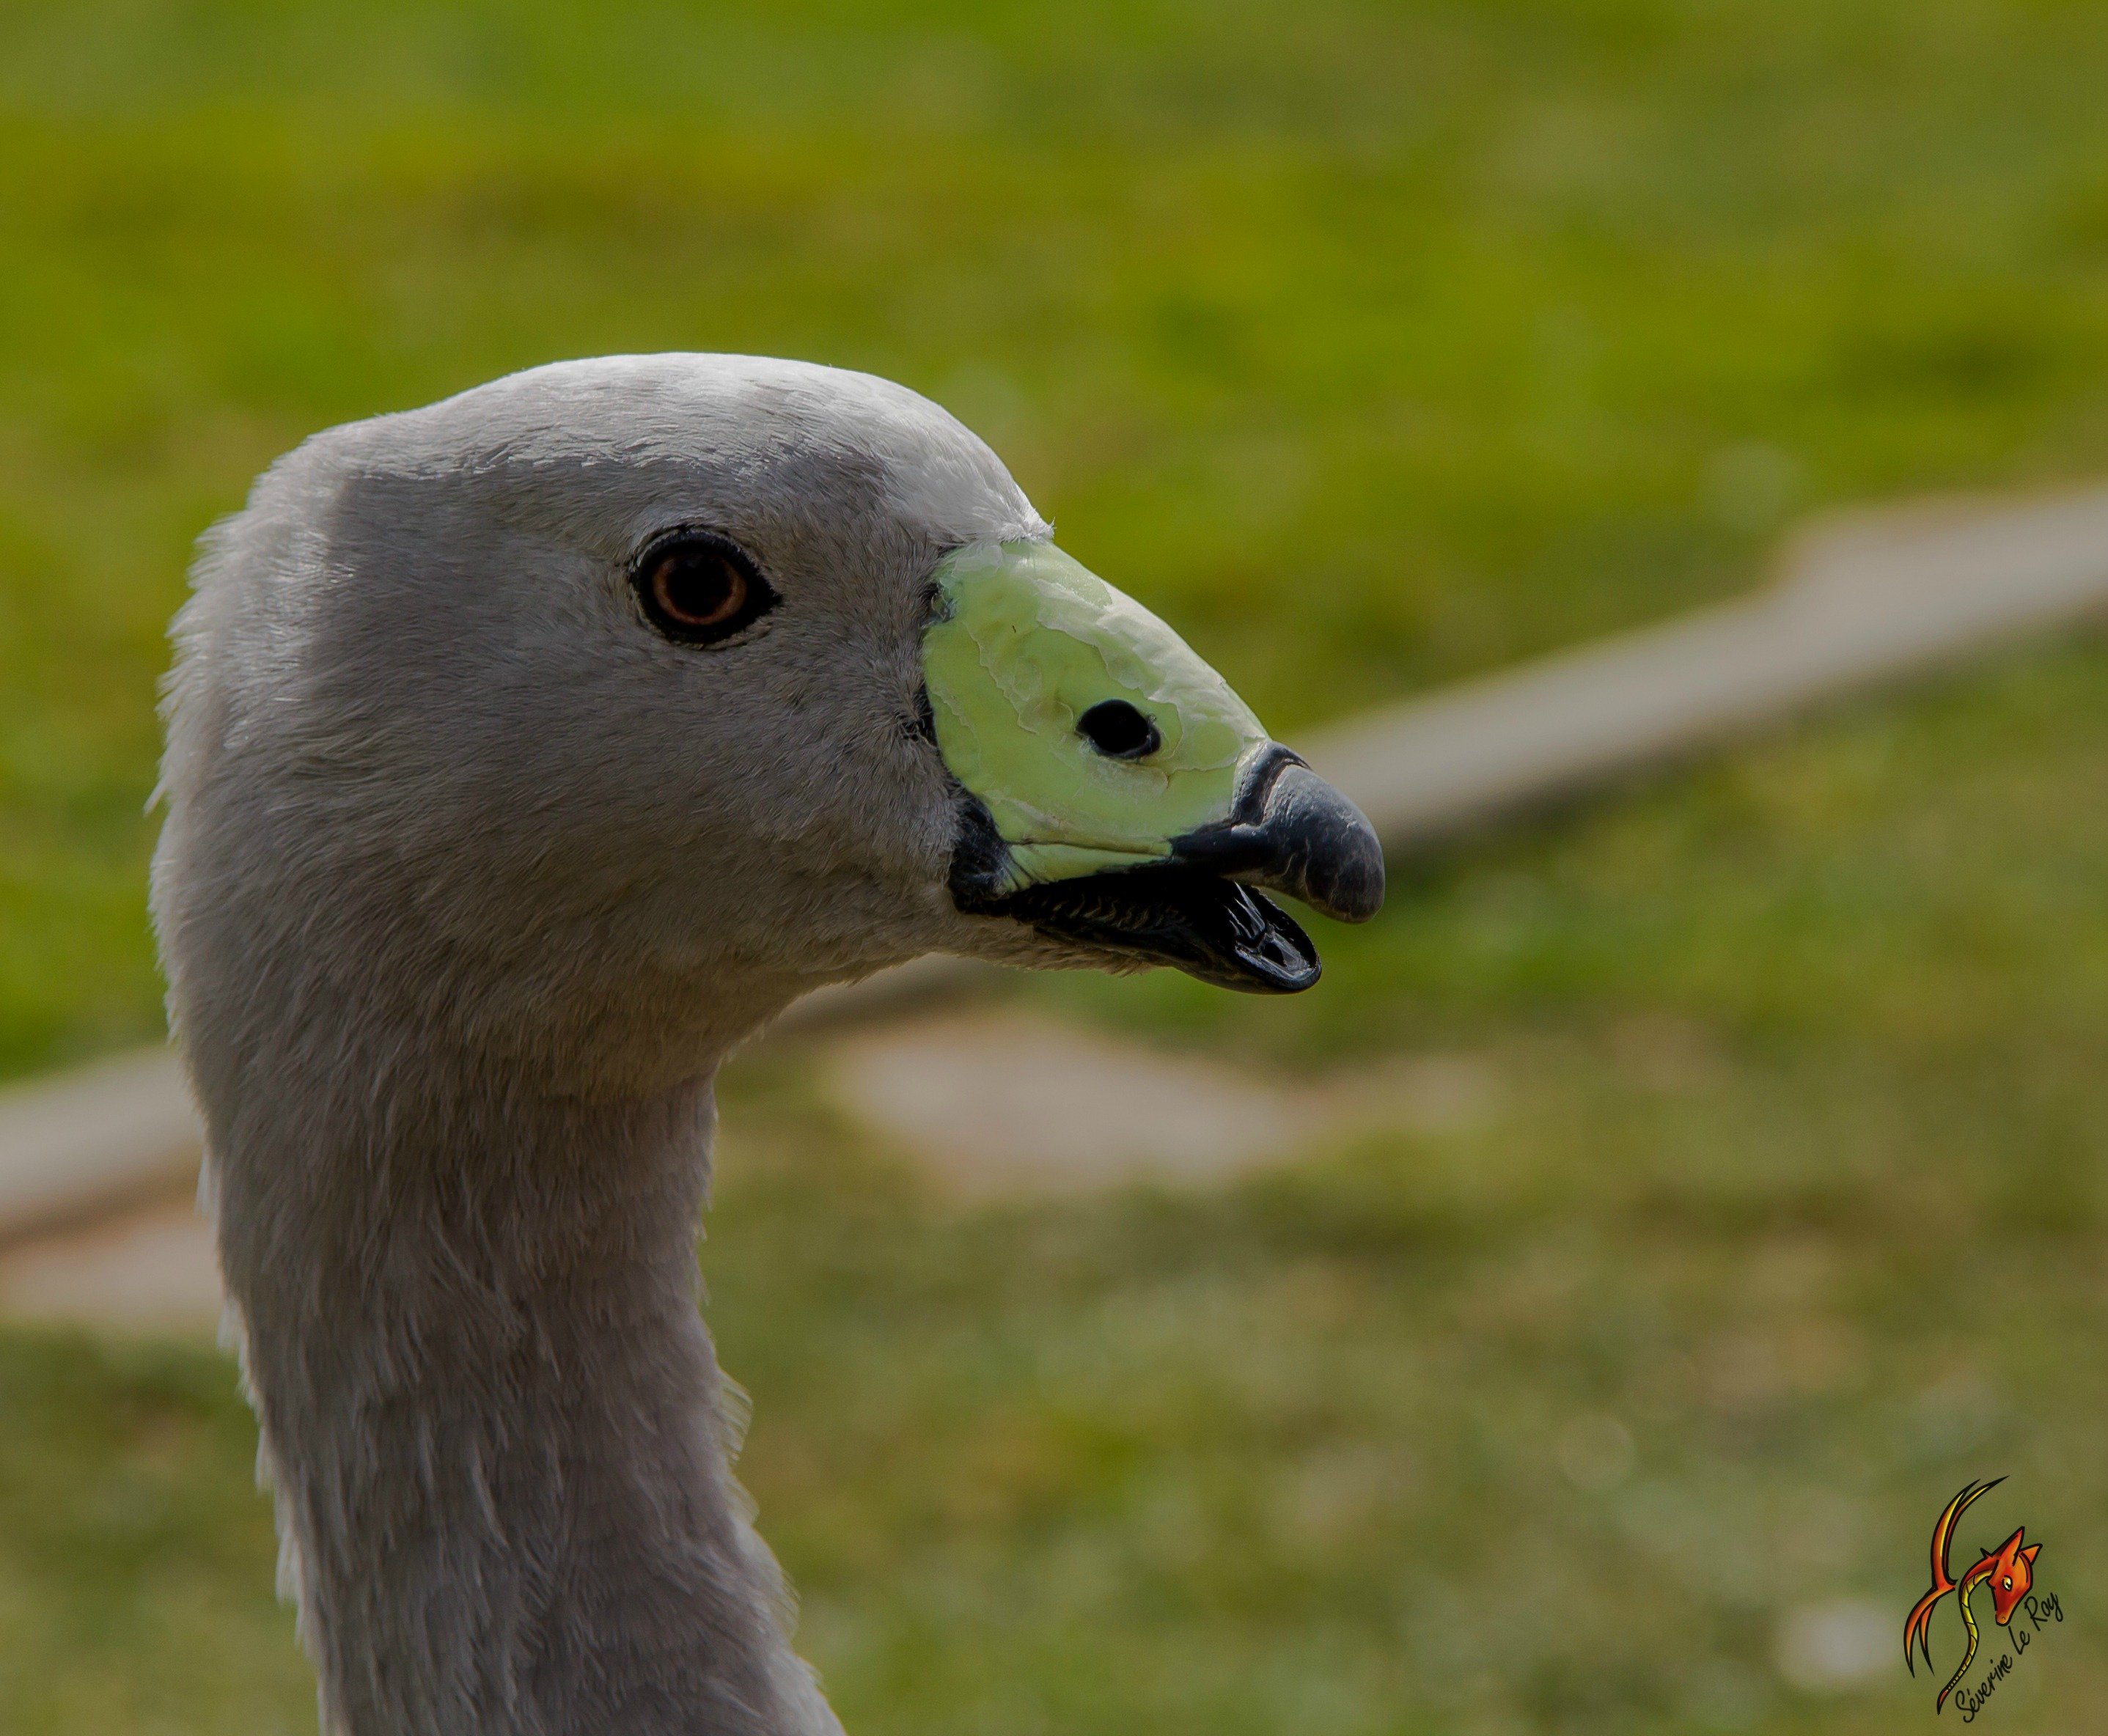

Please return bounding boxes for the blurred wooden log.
[0,1048,199,1246]
[1302,484,2108,847]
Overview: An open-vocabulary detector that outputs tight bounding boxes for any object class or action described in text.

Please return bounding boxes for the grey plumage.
[155,356,1067,1736]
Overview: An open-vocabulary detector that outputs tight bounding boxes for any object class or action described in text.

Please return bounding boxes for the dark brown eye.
[655,553,743,626]
[632,530,777,645]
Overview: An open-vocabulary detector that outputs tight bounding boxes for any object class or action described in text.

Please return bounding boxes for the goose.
[151,353,1384,1736]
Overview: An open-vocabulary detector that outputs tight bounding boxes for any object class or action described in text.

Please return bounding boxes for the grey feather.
[153,355,1062,1735]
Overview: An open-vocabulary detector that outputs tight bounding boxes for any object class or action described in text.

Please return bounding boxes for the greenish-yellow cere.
[923,541,1268,890]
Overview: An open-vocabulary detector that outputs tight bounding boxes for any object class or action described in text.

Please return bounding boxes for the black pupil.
[659,553,738,623]
[1077,699,1161,759]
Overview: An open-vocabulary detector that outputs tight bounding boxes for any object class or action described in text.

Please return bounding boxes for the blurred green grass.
[4,1,2108,1731]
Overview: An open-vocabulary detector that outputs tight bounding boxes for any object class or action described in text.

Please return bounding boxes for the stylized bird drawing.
[152,355,1384,1735]
[1904,1477,2041,1712]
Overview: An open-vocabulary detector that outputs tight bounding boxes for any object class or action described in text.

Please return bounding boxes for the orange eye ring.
[632,529,777,645]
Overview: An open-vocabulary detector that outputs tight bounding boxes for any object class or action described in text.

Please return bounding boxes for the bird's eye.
[1077,699,1162,760]
[633,531,778,645]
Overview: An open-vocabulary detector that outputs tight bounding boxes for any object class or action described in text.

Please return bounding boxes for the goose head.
[160,354,1382,1091]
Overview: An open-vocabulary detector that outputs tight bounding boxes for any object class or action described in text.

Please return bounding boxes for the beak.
[1171,743,1387,923]
[925,540,1384,994]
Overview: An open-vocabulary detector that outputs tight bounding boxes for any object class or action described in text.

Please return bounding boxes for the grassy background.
[4,1,2108,1730]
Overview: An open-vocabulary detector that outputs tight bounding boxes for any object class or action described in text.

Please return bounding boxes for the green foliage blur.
[4,1,2108,1731]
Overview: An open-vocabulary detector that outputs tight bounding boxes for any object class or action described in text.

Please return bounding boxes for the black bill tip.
[1244,761,1385,922]
[1170,749,1386,924]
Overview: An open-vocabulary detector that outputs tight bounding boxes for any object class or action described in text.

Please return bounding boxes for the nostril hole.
[1077,699,1162,760]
